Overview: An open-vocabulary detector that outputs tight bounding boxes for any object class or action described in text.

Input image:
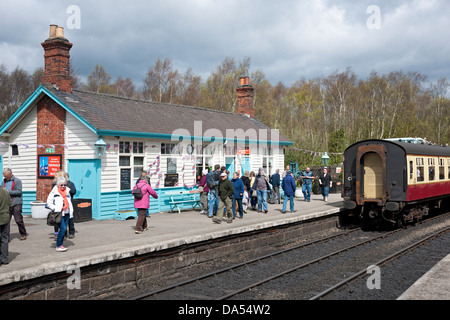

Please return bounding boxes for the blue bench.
[165,190,201,214]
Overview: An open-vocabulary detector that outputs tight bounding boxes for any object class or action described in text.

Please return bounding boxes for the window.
[448,159,450,179]
[438,159,445,180]
[416,158,424,182]
[161,143,180,155]
[11,144,19,156]
[409,161,413,180]
[119,141,144,190]
[428,158,435,181]
[262,147,273,175]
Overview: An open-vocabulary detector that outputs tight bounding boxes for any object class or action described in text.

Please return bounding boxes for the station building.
[0,25,292,220]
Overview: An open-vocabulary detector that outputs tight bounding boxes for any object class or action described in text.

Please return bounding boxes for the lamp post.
[95,136,107,158]
[321,152,330,166]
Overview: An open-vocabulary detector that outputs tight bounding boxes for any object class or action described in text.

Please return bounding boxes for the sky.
[0,0,449,87]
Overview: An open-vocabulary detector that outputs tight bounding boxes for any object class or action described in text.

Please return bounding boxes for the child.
[242,185,249,213]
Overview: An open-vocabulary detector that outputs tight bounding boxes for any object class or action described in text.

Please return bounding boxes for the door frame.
[356,145,387,206]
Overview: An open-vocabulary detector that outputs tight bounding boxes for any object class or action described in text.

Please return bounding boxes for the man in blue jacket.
[231,172,244,219]
[281,170,296,213]
[301,166,314,202]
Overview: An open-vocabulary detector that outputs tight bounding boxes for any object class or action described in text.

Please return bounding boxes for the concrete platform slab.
[397,253,450,300]
[0,194,342,287]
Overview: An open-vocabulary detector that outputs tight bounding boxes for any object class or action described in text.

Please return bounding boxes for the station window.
[416,158,424,182]
[11,144,19,156]
[428,158,435,181]
[119,141,145,190]
[161,143,180,155]
[438,159,445,180]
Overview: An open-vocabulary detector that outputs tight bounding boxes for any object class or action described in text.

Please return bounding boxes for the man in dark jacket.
[213,173,234,224]
[2,168,27,240]
[281,170,296,213]
[269,169,281,204]
[0,186,11,265]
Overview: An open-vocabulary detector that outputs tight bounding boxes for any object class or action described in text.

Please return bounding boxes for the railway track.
[130,212,450,300]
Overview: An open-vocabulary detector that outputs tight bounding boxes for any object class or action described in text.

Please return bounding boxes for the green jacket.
[218,178,234,202]
[0,187,11,226]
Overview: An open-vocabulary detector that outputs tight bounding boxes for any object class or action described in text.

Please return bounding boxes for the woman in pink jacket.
[133,179,158,234]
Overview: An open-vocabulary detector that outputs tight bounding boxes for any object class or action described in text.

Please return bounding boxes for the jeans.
[321,186,330,198]
[302,184,312,201]
[56,214,70,247]
[256,190,268,212]
[208,189,219,217]
[232,198,243,219]
[282,195,295,212]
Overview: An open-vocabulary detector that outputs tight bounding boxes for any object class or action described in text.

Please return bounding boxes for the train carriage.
[342,139,450,226]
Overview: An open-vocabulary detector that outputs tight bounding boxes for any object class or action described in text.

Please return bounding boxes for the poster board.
[38,154,62,179]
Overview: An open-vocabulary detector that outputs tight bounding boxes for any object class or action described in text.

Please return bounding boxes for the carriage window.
[409,161,413,179]
[448,159,450,179]
[438,159,445,180]
[416,158,424,182]
[428,158,435,181]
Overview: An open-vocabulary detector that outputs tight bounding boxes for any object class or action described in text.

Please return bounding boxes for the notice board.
[38,154,62,179]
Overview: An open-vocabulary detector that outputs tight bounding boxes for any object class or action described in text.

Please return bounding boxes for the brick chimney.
[41,24,73,93]
[236,76,255,118]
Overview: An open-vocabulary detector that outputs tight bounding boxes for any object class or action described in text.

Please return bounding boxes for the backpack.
[132,185,143,199]
[206,171,219,189]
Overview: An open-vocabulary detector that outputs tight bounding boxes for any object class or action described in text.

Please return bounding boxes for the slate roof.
[45,85,292,144]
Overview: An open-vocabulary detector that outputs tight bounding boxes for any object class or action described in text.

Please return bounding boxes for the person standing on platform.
[301,167,314,202]
[252,168,270,213]
[133,178,158,234]
[52,171,77,239]
[2,168,27,241]
[213,173,234,224]
[249,171,257,210]
[207,164,221,218]
[198,169,209,214]
[281,170,296,213]
[46,177,74,252]
[269,169,281,204]
[242,185,249,213]
[0,186,11,265]
[319,167,332,202]
[231,172,244,219]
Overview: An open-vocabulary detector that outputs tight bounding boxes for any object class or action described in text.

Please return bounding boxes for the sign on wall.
[38,154,62,179]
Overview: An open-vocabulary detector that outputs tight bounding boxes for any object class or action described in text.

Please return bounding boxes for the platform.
[397,253,450,300]
[0,193,342,287]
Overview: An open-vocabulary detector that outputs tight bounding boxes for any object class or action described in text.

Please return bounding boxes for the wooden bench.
[165,190,201,214]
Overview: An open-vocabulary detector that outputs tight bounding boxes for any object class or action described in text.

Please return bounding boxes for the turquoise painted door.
[225,157,235,179]
[241,157,250,176]
[68,159,100,220]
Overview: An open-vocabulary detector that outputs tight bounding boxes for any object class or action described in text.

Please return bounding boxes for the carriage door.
[356,146,387,205]
[363,152,383,199]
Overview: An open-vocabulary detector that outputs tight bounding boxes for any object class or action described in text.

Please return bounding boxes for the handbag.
[47,211,62,226]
